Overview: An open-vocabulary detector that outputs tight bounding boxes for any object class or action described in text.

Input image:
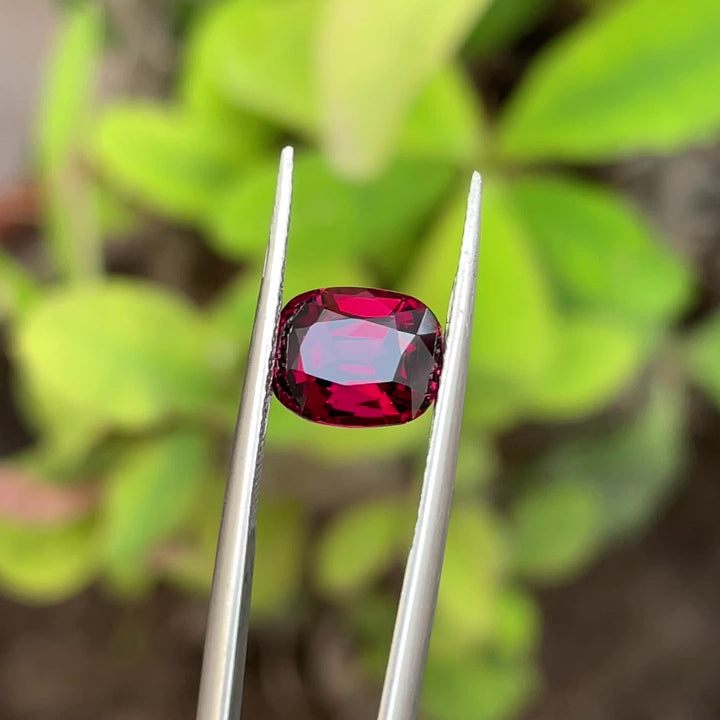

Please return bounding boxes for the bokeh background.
[2,0,720,718]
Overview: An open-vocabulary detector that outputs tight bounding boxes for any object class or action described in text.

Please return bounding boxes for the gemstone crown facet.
[272,287,443,427]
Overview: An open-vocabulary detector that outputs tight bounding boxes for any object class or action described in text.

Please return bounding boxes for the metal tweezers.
[196,147,482,720]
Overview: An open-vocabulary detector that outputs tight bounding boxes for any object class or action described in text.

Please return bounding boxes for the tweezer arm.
[195,147,294,720]
[378,173,482,720]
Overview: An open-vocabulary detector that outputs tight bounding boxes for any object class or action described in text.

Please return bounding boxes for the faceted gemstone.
[272,287,444,427]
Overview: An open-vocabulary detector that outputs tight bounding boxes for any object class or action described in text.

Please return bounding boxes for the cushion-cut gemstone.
[272,287,443,427]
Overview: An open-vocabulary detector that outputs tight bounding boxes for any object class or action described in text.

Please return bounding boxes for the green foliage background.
[2,0,720,717]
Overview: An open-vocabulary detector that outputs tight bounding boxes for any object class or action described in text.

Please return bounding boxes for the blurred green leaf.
[266,400,431,460]
[103,558,153,600]
[12,379,104,477]
[436,504,507,644]
[465,0,553,55]
[351,595,397,675]
[92,103,250,223]
[0,249,39,320]
[44,172,101,282]
[591,386,685,538]
[252,500,306,619]
[38,4,101,171]
[103,431,211,569]
[397,67,485,165]
[183,0,319,134]
[527,313,643,419]
[689,311,720,410]
[210,152,454,266]
[422,654,538,720]
[184,0,485,169]
[317,0,489,176]
[180,9,275,151]
[454,435,497,493]
[510,175,691,324]
[512,479,604,582]
[206,276,258,377]
[315,497,408,597]
[491,588,541,659]
[498,0,720,161]
[405,180,557,387]
[94,183,139,237]
[0,518,98,603]
[38,4,102,281]
[15,281,220,430]
[534,384,686,541]
[462,374,525,431]
[158,474,225,595]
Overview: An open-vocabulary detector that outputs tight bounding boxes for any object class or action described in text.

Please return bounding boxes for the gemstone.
[272,287,444,427]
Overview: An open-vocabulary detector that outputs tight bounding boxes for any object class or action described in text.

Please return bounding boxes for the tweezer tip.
[280,145,295,166]
[464,172,482,229]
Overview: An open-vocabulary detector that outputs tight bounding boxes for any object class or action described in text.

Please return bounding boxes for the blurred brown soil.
[1,404,720,720]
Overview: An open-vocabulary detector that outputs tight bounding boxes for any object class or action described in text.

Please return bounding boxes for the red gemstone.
[272,287,443,427]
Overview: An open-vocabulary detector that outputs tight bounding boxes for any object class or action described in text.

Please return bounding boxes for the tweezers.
[195,146,482,720]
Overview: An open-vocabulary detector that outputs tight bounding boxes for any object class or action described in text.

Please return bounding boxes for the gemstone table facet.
[272,287,444,427]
